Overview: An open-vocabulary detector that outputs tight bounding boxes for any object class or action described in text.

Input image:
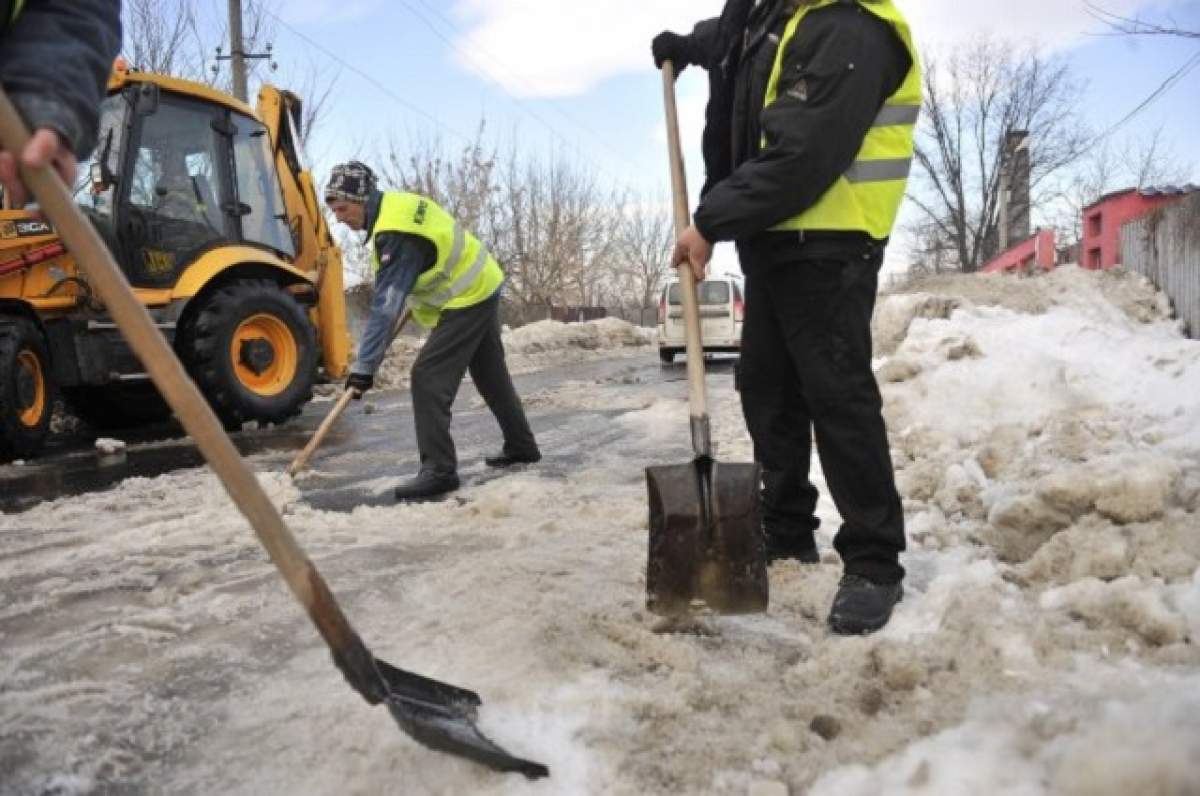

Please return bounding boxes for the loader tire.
[0,317,54,461]
[64,383,173,431]
[182,279,317,429]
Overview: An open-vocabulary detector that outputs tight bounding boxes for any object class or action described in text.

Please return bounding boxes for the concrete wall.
[1120,193,1200,339]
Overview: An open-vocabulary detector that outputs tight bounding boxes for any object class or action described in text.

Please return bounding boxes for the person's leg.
[408,302,487,478]
[774,251,904,583]
[739,259,820,561]
[772,249,905,634]
[467,296,539,463]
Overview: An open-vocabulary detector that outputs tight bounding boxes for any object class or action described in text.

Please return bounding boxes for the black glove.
[345,371,373,398]
[652,31,691,74]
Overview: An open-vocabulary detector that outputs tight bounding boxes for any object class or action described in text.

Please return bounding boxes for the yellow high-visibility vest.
[370,191,504,329]
[763,0,921,240]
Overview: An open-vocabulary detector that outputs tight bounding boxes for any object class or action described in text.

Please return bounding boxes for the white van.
[657,276,744,363]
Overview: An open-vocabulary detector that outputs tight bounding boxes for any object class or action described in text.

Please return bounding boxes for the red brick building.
[1080,186,1197,270]
[977,184,1197,274]
[980,228,1056,274]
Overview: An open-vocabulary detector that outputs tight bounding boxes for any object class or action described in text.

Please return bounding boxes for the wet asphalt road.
[0,354,737,515]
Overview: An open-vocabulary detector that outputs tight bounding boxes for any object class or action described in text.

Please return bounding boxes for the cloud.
[450,0,1174,97]
[451,0,719,97]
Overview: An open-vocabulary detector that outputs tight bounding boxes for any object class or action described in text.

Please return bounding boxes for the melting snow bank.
[2,266,1198,794]
[374,316,655,387]
[809,265,1200,794]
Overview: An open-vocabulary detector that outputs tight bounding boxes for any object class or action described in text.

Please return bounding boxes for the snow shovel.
[0,87,548,780]
[644,63,768,616]
[288,308,411,477]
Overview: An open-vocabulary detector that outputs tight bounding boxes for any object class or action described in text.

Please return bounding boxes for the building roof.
[1138,183,1199,198]
[1083,184,1198,212]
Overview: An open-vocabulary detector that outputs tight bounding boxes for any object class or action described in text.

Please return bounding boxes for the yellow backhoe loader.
[0,64,350,460]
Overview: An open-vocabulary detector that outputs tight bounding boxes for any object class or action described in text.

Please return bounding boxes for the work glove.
[345,371,373,398]
[652,31,691,75]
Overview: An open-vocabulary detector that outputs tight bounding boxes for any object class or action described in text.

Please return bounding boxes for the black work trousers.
[738,246,905,584]
[410,293,538,476]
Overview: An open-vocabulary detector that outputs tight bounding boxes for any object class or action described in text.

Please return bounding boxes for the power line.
[263,9,477,147]
[1088,49,1200,146]
[267,5,641,192]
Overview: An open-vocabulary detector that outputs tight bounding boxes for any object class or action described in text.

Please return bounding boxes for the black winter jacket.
[684,0,911,259]
[0,0,123,160]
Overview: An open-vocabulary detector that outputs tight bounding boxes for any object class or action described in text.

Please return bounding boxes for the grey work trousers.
[410,293,538,476]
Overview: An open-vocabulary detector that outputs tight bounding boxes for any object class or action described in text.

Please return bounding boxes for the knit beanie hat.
[325,161,377,203]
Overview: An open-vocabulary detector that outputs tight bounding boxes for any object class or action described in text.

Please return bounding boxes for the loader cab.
[77,82,295,288]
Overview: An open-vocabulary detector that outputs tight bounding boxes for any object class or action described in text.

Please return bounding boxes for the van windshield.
[667,280,731,305]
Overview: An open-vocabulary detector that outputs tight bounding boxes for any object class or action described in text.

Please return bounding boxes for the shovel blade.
[645,460,768,615]
[374,657,550,780]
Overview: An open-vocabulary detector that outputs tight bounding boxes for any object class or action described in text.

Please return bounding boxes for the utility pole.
[229,0,248,102]
[998,164,1010,253]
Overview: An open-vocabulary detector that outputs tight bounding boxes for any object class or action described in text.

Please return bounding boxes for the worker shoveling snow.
[1,266,1197,794]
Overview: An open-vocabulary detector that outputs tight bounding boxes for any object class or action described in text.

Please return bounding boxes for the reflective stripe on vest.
[3,0,25,31]
[369,191,504,328]
[763,0,921,239]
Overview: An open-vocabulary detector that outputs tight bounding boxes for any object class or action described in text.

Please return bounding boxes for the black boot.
[764,532,819,564]
[484,448,541,468]
[394,471,460,502]
[827,574,903,635]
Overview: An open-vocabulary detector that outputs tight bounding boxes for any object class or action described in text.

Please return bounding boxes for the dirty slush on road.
[2,270,1200,794]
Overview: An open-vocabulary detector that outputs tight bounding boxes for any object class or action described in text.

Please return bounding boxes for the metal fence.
[346,285,660,334]
[1120,193,1200,339]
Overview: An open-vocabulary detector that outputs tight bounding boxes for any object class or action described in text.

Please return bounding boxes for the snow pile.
[373,317,653,387]
[2,265,1197,794]
[821,265,1200,793]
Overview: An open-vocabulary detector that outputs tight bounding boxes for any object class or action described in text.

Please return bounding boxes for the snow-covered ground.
[371,315,657,389]
[2,266,1198,794]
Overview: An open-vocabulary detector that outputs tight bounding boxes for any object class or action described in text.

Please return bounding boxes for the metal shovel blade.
[373,656,550,779]
[645,458,768,615]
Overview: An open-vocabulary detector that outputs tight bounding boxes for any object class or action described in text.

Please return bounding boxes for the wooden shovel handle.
[288,388,356,477]
[0,88,365,660]
[287,308,410,477]
[661,62,711,455]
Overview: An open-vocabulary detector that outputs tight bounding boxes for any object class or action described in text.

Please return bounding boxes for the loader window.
[231,114,295,258]
[75,94,128,223]
[122,98,228,285]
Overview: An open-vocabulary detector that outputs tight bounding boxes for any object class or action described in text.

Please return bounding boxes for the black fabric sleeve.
[0,0,123,159]
[693,4,910,243]
[687,18,722,70]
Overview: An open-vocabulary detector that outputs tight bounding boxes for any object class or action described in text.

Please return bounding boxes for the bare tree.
[385,131,623,314]
[1085,3,1200,39]
[380,123,498,233]
[287,62,339,149]
[909,38,1091,272]
[122,0,203,77]
[903,218,958,276]
[614,199,674,323]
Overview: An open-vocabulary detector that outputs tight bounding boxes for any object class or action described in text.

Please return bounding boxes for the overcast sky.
[272,0,1200,276]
